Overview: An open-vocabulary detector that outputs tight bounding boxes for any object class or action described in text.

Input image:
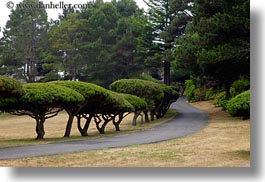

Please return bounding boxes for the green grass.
[233,150,250,160]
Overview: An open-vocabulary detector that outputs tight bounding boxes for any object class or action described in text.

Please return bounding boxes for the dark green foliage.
[144,0,192,84]
[41,72,60,82]
[173,0,250,97]
[1,0,49,82]
[226,90,250,119]
[0,76,23,97]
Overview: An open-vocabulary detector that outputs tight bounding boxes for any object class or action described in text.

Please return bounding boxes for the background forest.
[0,0,250,115]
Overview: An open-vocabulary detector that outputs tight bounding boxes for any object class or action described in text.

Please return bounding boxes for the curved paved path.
[0,97,208,160]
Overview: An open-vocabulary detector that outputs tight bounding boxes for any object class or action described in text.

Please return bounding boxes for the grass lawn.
[0,109,176,148]
[0,101,250,167]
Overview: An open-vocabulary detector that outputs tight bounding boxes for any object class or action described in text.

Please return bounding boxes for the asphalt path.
[0,97,208,160]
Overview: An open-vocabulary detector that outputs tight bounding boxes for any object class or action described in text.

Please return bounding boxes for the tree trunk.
[150,111,155,121]
[35,116,45,140]
[113,114,123,131]
[77,114,93,136]
[94,115,106,134]
[77,115,84,135]
[132,111,140,126]
[144,111,149,122]
[164,61,170,85]
[82,114,92,136]
[225,81,231,98]
[64,111,74,137]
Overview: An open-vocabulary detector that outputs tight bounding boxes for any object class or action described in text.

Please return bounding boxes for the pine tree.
[144,0,193,85]
[1,0,48,82]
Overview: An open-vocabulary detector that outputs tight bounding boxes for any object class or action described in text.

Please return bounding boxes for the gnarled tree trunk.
[94,114,112,134]
[143,110,149,122]
[77,114,93,136]
[35,116,45,140]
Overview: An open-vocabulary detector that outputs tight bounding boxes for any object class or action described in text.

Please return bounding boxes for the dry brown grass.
[0,110,176,148]
[0,101,250,167]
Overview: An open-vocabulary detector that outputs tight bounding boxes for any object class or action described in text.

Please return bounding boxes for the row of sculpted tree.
[0,0,154,87]
[0,77,146,139]
[0,76,178,140]
[110,79,179,125]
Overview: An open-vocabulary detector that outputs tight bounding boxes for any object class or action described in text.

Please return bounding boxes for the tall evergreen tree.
[173,0,250,97]
[1,0,48,82]
[144,0,193,85]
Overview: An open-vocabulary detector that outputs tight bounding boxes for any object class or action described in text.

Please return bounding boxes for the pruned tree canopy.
[110,78,163,109]
[0,76,23,98]
[1,83,84,139]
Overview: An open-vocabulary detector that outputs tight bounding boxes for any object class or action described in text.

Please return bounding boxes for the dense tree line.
[0,0,249,87]
[0,0,250,119]
[0,0,152,87]
[0,76,178,139]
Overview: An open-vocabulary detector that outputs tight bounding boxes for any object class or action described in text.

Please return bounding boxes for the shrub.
[136,74,161,83]
[205,87,216,100]
[193,87,208,101]
[226,90,250,119]
[213,91,228,108]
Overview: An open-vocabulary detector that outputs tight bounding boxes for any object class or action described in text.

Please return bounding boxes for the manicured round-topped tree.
[93,90,135,133]
[4,83,85,140]
[151,84,179,120]
[110,79,163,122]
[51,81,112,136]
[119,93,147,126]
[110,78,179,122]
[0,76,23,98]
